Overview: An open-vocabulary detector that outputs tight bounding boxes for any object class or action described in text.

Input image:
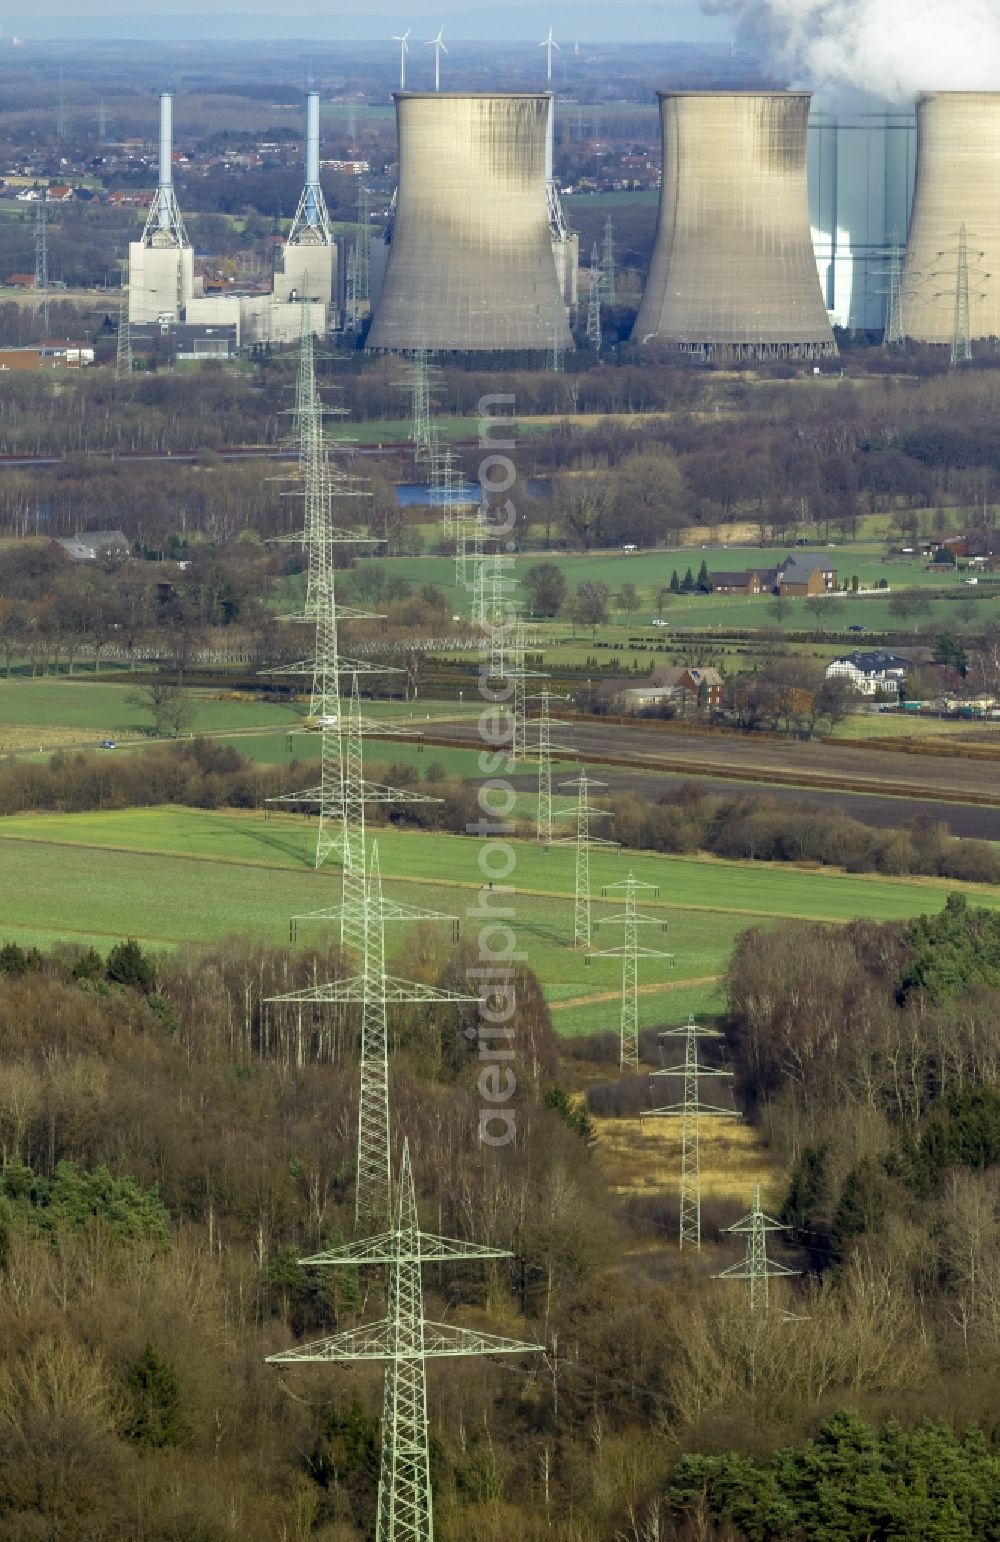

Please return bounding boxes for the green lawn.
[2,807,995,1036]
[0,679,301,737]
[353,540,990,631]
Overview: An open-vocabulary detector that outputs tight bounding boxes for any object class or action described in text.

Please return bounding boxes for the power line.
[588,871,673,1071]
[716,1183,800,1313]
[552,771,617,950]
[642,1018,739,1250]
[268,1139,543,1537]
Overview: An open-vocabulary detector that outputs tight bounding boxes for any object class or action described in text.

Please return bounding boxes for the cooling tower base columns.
[674,339,838,363]
[634,92,836,360]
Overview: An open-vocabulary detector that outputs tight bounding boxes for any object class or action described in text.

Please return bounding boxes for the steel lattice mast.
[588,872,674,1071]
[586,241,602,353]
[115,292,132,384]
[33,195,49,334]
[883,229,904,349]
[268,1139,543,1537]
[716,1184,799,1313]
[642,1018,739,1250]
[527,688,571,843]
[288,678,456,954]
[952,223,973,367]
[602,215,616,306]
[552,771,617,949]
[267,845,479,1227]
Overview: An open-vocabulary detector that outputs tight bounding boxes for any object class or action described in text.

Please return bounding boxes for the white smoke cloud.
[705,0,1000,100]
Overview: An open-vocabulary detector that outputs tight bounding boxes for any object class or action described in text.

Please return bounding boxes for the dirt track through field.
[416,720,1000,837]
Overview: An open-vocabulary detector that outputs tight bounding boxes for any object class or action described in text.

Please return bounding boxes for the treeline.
[0,739,290,816]
[0,889,998,1534]
[603,784,1000,885]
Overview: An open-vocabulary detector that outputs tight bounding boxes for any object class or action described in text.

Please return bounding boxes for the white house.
[825,650,910,697]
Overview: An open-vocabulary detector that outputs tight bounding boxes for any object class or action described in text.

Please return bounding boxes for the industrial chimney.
[128,91,194,325]
[271,90,337,326]
[366,93,574,353]
[634,92,836,361]
[899,92,1000,346]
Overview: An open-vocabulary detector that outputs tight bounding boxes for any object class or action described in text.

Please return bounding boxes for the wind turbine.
[425,26,447,92]
[539,25,560,83]
[392,28,412,91]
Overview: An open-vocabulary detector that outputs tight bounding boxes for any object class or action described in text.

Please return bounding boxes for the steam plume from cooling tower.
[704,0,1000,100]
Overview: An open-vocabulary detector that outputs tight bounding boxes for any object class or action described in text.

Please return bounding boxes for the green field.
[2,807,995,1037]
[358,540,992,633]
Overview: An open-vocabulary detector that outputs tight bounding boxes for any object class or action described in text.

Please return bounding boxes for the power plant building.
[366,93,573,354]
[634,91,837,360]
[899,91,1000,344]
[131,92,338,347]
[808,106,916,333]
[127,94,196,326]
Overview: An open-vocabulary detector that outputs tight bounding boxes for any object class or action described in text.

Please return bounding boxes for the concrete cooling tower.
[634,92,837,361]
[899,92,1000,345]
[366,93,573,354]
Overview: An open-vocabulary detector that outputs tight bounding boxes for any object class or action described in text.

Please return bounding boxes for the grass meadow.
[2,807,995,1038]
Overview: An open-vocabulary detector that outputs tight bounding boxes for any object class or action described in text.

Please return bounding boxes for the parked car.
[651,618,669,627]
[848,624,865,632]
[98,739,117,750]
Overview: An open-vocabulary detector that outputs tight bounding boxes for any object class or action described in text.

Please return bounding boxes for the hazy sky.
[20,1,731,44]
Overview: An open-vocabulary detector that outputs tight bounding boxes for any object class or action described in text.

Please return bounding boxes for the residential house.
[710,568,777,596]
[617,666,724,714]
[4,272,34,290]
[56,530,131,562]
[776,553,838,596]
[942,527,1000,571]
[825,650,910,697]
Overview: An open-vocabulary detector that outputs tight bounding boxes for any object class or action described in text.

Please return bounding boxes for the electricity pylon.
[602,215,616,306]
[115,292,132,383]
[346,183,371,332]
[952,223,973,368]
[526,689,573,843]
[550,291,565,375]
[267,315,423,873]
[455,507,485,591]
[398,349,435,465]
[642,1018,739,1250]
[510,615,548,766]
[286,674,444,956]
[883,229,904,348]
[98,96,107,140]
[586,241,602,354]
[267,1139,543,1537]
[716,1183,800,1313]
[33,195,49,333]
[588,872,674,1072]
[552,771,617,949]
[268,843,479,1228]
[429,440,462,543]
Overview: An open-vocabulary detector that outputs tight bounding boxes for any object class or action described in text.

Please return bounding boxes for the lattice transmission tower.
[269,844,478,1228]
[285,673,445,956]
[588,871,673,1071]
[33,195,49,334]
[115,292,132,384]
[643,1018,739,1249]
[526,689,572,843]
[952,223,973,368]
[268,1139,543,1537]
[602,215,616,306]
[266,311,422,873]
[553,771,617,949]
[883,228,904,348]
[716,1183,800,1313]
[586,241,602,353]
[346,184,371,332]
